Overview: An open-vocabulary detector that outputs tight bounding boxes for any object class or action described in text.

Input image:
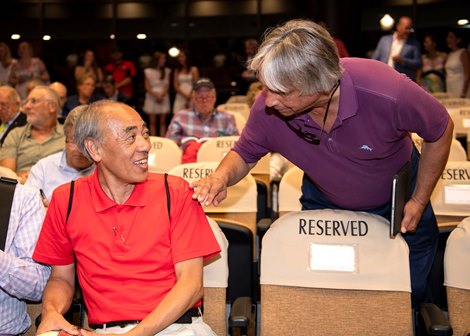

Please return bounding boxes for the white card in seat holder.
[444,184,470,204]
[309,243,357,273]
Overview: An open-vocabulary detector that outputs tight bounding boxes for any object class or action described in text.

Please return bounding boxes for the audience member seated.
[63,73,102,116]
[25,105,94,207]
[49,82,68,119]
[417,34,447,93]
[0,179,50,335]
[166,78,238,163]
[0,86,65,182]
[0,42,16,85]
[32,100,221,334]
[0,85,26,145]
[102,75,131,105]
[8,41,50,99]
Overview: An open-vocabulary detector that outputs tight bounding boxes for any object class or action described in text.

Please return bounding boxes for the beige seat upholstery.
[444,217,470,336]
[430,161,470,229]
[411,134,466,161]
[218,102,251,121]
[148,136,182,173]
[168,161,258,246]
[220,110,246,134]
[431,92,451,100]
[277,166,303,217]
[260,210,413,335]
[203,217,229,336]
[0,166,19,180]
[197,136,271,206]
[447,107,470,138]
[226,95,249,105]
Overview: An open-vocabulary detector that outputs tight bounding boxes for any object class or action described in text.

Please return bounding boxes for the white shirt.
[388,32,405,67]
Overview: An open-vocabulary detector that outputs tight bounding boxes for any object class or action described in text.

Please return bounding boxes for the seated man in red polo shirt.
[33,101,220,335]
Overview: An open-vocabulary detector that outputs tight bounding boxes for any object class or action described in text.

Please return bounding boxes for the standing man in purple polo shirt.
[191,19,454,311]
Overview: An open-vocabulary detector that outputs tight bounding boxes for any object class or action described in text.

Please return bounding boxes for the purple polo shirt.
[233,58,449,209]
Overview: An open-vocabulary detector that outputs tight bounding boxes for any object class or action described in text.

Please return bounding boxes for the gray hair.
[0,85,21,105]
[74,100,118,161]
[249,19,342,94]
[63,105,88,138]
[31,85,61,113]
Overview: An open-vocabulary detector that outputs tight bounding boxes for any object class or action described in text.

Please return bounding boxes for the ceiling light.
[169,47,180,57]
[380,14,395,31]
[11,34,21,40]
[43,35,51,41]
[457,19,469,26]
[137,33,147,40]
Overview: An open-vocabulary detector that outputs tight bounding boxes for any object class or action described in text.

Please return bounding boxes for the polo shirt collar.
[90,169,148,212]
[24,122,63,137]
[334,68,358,125]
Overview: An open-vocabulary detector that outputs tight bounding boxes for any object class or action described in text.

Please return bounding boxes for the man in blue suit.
[372,16,422,81]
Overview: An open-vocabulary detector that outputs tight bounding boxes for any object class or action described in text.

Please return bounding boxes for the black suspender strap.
[66,180,75,223]
[0,177,18,251]
[164,173,170,219]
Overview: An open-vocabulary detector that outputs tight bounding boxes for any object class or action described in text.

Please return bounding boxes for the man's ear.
[84,138,102,163]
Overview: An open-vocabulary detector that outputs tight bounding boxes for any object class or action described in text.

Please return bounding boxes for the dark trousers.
[300,148,439,309]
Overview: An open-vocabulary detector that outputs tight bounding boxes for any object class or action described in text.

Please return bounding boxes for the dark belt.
[89,307,201,329]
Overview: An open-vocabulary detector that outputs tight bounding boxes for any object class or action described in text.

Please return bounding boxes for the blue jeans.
[300,148,438,309]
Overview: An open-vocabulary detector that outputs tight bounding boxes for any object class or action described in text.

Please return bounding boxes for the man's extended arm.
[401,117,454,233]
[36,264,79,335]
[190,150,255,206]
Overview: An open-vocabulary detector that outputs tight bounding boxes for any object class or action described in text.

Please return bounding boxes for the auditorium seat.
[168,161,258,253]
[148,136,182,173]
[218,102,251,121]
[277,165,303,217]
[444,217,470,336]
[259,209,413,335]
[203,217,229,336]
[430,161,470,229]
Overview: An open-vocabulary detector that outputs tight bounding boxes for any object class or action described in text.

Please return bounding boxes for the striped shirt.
[0,184,50,334]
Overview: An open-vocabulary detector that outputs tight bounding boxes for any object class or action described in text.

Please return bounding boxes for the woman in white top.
[445,30,470,98]
[143,51,171,136]
[172,50,199,114]
[0,42,16,85]
[8,41,50,99]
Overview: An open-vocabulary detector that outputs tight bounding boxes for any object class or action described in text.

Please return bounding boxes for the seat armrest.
[419,303,452,336]
[229,296,252,328]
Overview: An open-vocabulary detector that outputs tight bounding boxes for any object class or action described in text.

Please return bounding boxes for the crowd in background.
[0,24,469,138]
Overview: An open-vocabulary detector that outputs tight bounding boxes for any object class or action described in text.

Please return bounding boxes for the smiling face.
[87,104,151,186]
[78,76,96,99]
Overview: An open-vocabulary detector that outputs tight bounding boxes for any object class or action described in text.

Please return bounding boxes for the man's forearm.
[214,150,255,187]
[41,277,75,317]
[413,119,454,205]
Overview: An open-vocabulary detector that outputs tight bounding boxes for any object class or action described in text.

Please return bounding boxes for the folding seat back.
[431,161,470,228]
[448,107,470,138]
[148,136,182,173]
[260,209,413,336]
[218,102,251,121]
[444,217,470,336]
[278,166,303,217]
[168,161,258,244]
[203,217,229,336]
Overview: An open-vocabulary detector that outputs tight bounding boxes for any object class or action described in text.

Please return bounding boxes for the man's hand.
[36,311,80,335]
[190,174,228,206]
[392,55,404,64]
[400,196,426,233]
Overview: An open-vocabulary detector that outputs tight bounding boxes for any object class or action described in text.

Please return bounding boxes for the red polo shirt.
[33,171,220,324]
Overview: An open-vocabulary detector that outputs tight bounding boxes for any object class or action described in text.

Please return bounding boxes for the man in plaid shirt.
[166,78,239,163]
